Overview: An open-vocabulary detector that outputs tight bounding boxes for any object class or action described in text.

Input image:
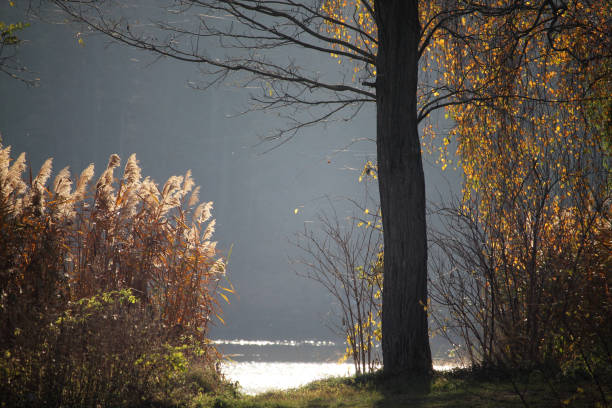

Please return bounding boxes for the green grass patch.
[189,367,610,408]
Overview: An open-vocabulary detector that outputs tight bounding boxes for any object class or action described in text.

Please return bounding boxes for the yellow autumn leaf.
[215,313,225,325]
[218,292,230,304]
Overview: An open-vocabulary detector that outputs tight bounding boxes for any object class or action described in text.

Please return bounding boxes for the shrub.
[430,199,611,371]
[0,144,230,405]
[294,177,382,375]
[0,290,216,407]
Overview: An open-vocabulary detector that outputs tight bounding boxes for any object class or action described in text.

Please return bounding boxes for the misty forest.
[0,0,610,407]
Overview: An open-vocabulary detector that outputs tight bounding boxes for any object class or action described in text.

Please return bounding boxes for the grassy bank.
[189,368,609,408]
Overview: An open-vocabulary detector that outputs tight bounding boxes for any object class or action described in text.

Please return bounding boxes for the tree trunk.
[375,0,432,375]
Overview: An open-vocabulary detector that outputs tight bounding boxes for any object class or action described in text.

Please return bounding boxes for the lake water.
[214,338,349,394]
[220,361,356,395]
[213,339,456,395]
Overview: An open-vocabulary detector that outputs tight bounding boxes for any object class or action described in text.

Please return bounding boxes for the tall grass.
[0,144,230,406]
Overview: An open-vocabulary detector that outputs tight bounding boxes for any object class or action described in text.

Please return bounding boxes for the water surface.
[213,339,456,395]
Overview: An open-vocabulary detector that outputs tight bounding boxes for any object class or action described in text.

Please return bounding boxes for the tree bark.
[376,0,432,375]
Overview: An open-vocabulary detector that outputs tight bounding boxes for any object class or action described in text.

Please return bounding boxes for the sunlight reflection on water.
[221,361,457,395]
[212,339,337,347]
[220,361,355,395]
[214,339,457,395]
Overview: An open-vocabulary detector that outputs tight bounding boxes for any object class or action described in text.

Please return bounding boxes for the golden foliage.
[439,1,611,368]
[0,145,227,344]
[321,1,611,373]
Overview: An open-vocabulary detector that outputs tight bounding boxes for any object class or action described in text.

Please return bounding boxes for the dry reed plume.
[0,144,228,343]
